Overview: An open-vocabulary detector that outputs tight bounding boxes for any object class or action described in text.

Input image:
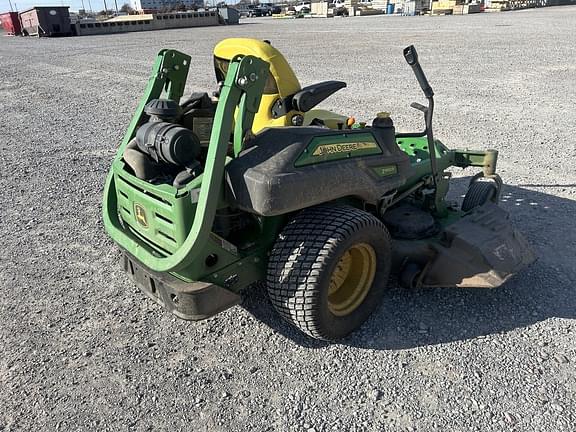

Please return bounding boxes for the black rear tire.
[266,205,391,340]
[461,181,498,212]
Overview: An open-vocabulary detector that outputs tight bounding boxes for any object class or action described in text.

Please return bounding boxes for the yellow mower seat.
[213,38,347,133]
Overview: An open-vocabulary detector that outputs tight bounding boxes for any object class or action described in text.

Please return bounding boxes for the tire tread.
[461,181,498,212]
[266,205,390,340]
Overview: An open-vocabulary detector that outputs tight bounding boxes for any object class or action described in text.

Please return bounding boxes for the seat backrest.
[213,38,302,132]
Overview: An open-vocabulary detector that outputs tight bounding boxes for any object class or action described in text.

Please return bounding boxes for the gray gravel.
[1,6,575,431]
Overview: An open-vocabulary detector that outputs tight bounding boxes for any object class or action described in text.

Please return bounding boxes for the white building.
[131,0,204,11]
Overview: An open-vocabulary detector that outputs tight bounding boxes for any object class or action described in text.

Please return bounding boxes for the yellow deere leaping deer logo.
[134,203,148,228]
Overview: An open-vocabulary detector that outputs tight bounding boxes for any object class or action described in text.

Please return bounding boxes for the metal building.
[131,0,203,11]
[19,6,72,37]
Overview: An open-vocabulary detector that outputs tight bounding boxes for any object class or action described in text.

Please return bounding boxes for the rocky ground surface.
[1,6,575,431]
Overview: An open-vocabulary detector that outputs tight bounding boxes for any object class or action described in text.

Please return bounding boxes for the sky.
[0,0,234,13]
[1,0,130,12]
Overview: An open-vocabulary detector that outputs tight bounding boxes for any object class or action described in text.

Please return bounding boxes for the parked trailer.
[73,11,222,37]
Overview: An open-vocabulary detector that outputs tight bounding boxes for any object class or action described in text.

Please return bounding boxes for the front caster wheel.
[266,206,391,341]
[399,262,423,289]
[462,181,498,212]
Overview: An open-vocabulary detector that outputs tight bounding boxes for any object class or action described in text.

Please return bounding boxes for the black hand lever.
[403,45,439,206]
[403,45,434,99]
[410,102,428,113]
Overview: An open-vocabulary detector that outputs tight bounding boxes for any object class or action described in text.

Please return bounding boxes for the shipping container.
[19,6,71,37]
[0,12,21,35]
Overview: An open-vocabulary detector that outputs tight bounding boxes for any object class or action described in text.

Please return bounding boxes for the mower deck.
[391,203,536,289]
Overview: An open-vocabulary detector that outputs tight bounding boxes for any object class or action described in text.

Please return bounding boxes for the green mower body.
[103,43,535,340]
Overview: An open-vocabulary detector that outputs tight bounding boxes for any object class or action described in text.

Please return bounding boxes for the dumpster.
[19,6,71,37]
[0,12,21,35]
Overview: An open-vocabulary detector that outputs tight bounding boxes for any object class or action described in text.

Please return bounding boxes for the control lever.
[403,45,439,206]
[403,46,434,99]
[410,102,428,113]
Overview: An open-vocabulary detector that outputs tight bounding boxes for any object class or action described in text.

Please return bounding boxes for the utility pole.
[8,0,14,12]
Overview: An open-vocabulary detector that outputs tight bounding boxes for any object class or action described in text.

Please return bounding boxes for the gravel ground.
[1,6,575,431]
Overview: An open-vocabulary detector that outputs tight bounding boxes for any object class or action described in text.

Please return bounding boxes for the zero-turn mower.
[103,39,536,340]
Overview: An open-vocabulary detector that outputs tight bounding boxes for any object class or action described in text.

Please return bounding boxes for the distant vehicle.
[260,3,282,15]
[358,0,373,5]
[294,1,311,12]
[333,0,349,15]
[246,4,263,17]
[236,5,250,17]
[257,3,271,16]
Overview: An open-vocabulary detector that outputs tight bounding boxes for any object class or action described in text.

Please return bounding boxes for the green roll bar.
[103,50,269,272]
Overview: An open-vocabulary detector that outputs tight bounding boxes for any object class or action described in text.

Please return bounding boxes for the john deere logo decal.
[312,141,379,156]
[134,204,148,228]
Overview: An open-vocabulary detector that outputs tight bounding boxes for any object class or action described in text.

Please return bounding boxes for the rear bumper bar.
[121,252,241,320]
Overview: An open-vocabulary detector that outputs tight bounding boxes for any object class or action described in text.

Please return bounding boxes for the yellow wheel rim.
[328,243,377,317]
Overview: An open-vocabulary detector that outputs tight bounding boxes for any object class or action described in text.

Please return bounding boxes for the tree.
[120,3,134,13]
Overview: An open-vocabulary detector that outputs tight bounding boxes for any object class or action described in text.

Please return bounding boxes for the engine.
[123,95,216,188]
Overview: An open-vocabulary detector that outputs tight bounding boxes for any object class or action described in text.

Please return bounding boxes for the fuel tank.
[225,125,411,216]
